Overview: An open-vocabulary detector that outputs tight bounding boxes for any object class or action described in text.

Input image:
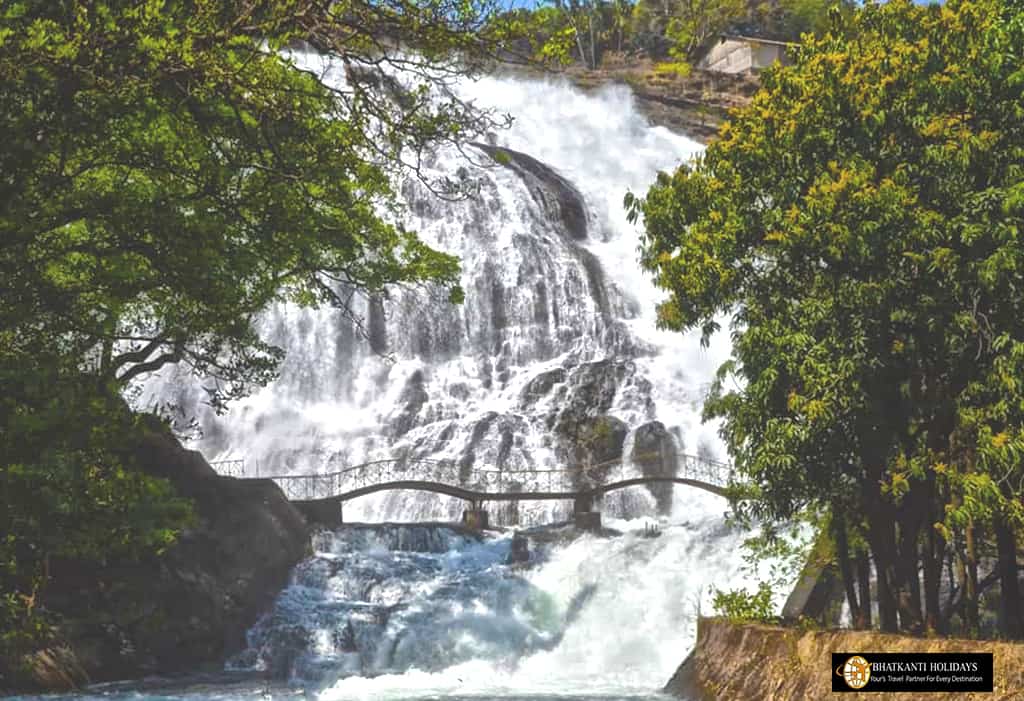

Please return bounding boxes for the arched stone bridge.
[215,453,733,530]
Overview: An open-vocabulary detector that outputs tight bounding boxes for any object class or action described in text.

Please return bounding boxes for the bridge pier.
[294,498,344,529]
[573,493,601,532]
[462,508,490,531]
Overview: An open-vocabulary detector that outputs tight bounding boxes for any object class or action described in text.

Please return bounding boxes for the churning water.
[83,61,775,701]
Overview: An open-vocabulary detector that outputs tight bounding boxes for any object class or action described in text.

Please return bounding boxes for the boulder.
[557,414,629,479]
[17,647,89,692]
[506,532,531,565]
[391,370,429,438]
[520,367,567,404]
[629,421,679,514]
[26,425,310,689]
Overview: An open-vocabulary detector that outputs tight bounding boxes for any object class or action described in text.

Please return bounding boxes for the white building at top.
[698,35,796,74]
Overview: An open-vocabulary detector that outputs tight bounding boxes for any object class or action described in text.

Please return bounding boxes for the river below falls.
[12,507,779,701]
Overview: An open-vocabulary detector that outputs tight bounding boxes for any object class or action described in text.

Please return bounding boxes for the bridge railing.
[210,459,245,478]
[239,451,733,502]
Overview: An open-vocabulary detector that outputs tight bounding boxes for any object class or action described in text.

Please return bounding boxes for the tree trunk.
[994,513,1023,639]
[587,13,597,69]
[896,499,924,633]
[867,506,899,632]
[863,465,899,632]
[833,510,861,626]
[855,549,872,629]
[922,476,946,635]
[965,520,979,636]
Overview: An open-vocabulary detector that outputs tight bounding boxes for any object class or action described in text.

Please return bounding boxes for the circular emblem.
[839,655,871,689]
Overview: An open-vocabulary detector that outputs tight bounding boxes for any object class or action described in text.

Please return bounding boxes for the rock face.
[17,426,310,691]
[391,369,430,438]
[665,617,1024,700]
[15,647,89,692]
[629,421,679,514]
[506,531,531,565]
[556,62,761,144]
[470,142,588,241]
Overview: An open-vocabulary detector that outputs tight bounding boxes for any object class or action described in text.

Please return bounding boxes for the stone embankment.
[666,617,1024,700]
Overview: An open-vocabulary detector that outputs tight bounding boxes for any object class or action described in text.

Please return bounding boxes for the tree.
[0,0,524,407]
[0,0,529,661]
[1,356,194,668]
[631,0,745,63]
[630,0,1024,636]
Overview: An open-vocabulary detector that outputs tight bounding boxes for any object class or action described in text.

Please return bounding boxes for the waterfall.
[142,63,733,527]
[128,64,779,701]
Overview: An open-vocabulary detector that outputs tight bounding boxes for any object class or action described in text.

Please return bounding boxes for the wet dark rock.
[367,295,388,355]
[521,367,567,404]
[630,421,679,514]
[391,370,429,438]
[471,143,588,241]
[506,532,531,565]
[534,281,550,324]
[574,245,611,317]
[496,428,515,469]
[20,424,310,691]
[562,359,630,416]
[556,414,629,479]
[447,382,471,401]
[458,411,498,480]
[471,142,617,323]
[435,421,457,445]
[547,360,637,437]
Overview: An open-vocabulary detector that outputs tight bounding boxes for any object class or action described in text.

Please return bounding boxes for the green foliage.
[736,518,813,591]
[0,0,523,407]
[510,0,850,68]
[0,355,194,661]
[712,581,776,623]
[633,0,1024,634]
[653,60,693,78]
[0,0,534,663]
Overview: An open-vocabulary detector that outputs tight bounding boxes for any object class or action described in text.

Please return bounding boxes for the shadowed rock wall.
[7,426,310,692]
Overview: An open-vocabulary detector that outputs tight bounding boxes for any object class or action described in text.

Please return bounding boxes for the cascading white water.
[131,63,787,701]
[143,61,732,526]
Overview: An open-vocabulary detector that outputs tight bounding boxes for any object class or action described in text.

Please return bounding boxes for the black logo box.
[832,652,994,693]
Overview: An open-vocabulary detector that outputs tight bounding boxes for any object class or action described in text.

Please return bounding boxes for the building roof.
[720,34,798,48]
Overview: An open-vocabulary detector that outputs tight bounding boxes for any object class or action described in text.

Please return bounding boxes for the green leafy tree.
[0,0,525,407]
[712,581,776,623]
[750,0,855,41]
[630,0,1024,636]
[631,0,745,66]
[0,0,530,664]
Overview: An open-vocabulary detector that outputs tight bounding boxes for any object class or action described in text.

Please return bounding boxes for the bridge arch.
[331,476,727,504]
[239,453,734,529]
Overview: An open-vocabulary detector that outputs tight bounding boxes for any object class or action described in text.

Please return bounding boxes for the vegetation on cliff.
[496,0,854,73]
[0,0,529,674]
[632,0,1024,639]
